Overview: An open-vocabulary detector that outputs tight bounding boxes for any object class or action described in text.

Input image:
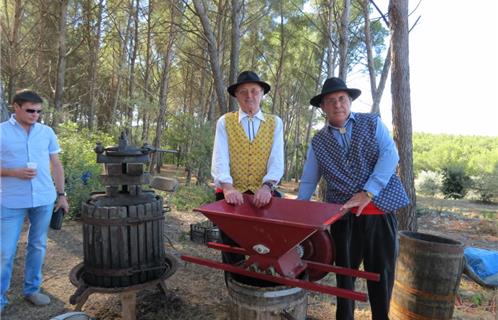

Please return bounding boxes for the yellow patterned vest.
[225,112,275,193]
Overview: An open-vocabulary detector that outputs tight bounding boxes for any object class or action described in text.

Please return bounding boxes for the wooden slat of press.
[158,197,165,260]
[119,206,130,287]
[82,203,94,285]
[137,204,146,283]
[100,207,111,287]
[144,202,153,281]
[93,207,104,287]
[128,205,139,285]
[109,206,120,287]
[152,198,161,279]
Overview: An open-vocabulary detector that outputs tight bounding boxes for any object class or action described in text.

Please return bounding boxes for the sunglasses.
[24,108,43,114]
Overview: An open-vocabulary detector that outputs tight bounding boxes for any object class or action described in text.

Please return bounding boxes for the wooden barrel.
[80,194,165,288]
[390,231,464,320]
[227,275,308,320]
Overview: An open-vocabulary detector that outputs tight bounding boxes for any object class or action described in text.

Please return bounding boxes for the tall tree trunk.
[52,0,68,129]
[271,2,287,114]
[0,80,10,121]
[110,0,133,132]
[192,0,227,115]
[141,0,154,143]
[325,0,336,78]
[85,0,103,130]
[389,0,416,231]
[367,0,391,115]
[228,0,242,112]
[338,0,351,80]
[126,0,140,135]
[150,2,182,173]
[4,0,23,102]
[371,48,391,115]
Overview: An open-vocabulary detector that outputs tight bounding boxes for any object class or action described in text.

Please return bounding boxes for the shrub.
[441,166,472,199]
[170,185,215,211]
[471,170,498,203]
[57,122,114,218]
[415,170,442,196]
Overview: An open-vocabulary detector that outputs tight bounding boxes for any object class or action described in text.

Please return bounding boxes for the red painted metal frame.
[181,195,380,301]
[181,255,368,302]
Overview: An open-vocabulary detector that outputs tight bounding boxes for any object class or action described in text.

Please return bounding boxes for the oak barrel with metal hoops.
[81,192,165,288]
[390,231,464,320]
[226,274,308,320]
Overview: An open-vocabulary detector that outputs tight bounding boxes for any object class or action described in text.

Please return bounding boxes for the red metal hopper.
[181,194,379,302]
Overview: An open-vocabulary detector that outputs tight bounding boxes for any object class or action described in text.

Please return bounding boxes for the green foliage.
[471,162,498,202]
[57,122,114,218]
[471,292,483,306]
[415,170,442,196]
[413,133,498,202]
[441,165,472,199]
[164,113,213,185]
[170,185,215,211]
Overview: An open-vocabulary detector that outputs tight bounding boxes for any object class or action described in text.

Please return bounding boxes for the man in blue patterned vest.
[298,77,409,320]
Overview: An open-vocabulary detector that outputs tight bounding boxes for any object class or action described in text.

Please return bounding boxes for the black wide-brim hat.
[227,71,271,97]
[310,77,361,107]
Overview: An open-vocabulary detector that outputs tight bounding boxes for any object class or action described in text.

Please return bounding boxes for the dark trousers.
[330,213,398,320]
[216,190,282,286]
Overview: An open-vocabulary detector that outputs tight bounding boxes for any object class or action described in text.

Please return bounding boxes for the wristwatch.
[364,190,374,199]
[262,181,277,192]
[57,192,67,197]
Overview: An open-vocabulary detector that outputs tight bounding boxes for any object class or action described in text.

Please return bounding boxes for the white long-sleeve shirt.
[211,109,284,187]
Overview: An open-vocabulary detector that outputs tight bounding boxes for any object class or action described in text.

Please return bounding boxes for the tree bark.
[192,0,227,116]
[228,0,242,112]
[150,2,183,173]
[126,0,140,134]
[389,0,417,231]
[324,0,336,78]
[84,0,103,130]
[52,0,68,129]
[338,0,351,80]
[3,0,23,102]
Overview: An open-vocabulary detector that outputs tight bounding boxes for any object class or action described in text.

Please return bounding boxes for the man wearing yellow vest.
[211,70,284,206]
[211,71,284,283]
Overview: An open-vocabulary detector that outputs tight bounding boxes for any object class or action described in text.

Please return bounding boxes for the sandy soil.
[1,190,497,320]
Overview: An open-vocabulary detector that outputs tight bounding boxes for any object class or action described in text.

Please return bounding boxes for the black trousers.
[216,190,282,286]
[330,213,398,320]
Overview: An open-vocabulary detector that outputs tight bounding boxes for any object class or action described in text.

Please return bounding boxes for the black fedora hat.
[227,71,271,97]
[310,77,361,107]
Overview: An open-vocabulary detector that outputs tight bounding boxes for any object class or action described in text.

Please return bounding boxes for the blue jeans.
[1,204,53,310]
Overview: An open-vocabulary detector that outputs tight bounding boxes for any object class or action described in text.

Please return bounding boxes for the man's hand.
[340,191,372,216]
[16,168,37,180]
[223,185,244,205]
[55,196,70,213]
[253,185,272,208]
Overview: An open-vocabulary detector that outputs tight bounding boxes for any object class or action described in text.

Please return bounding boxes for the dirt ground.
[1,183,497,320]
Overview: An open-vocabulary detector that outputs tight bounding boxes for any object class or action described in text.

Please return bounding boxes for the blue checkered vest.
[311,113,409,213]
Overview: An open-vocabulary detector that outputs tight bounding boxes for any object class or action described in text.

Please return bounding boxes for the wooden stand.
[69,255,177,320]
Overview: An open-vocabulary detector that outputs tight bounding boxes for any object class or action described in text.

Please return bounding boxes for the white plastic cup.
[27,162,38,169]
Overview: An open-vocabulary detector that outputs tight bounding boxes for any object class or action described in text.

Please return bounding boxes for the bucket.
[390,231,464,320]
[227,275,308,320]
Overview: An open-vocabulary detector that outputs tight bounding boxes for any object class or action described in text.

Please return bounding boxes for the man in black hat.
[211,71,284,282]
[211,70,284,207]
[297,77,409,319]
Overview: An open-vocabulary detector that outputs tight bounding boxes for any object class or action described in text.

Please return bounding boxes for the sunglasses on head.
[24,108,42,114]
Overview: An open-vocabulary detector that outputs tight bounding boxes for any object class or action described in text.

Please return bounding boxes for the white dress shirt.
[211,109,284,187]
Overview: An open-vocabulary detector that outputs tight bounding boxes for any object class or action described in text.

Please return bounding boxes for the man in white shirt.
[211,70,284,206]
[210,71,284,284]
